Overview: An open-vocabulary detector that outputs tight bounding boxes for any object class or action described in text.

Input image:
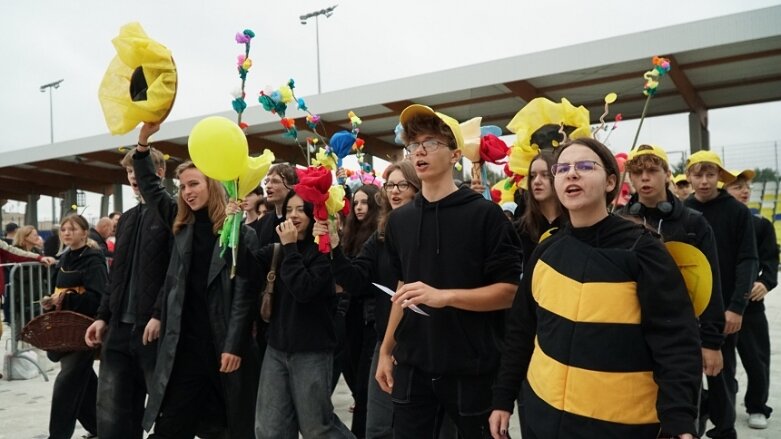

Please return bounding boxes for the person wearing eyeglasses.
[684,151,758,439]
[315,160,427,439]
[372,105,522,438]
[490,138,701,439]
[254,165,298,246]
[724,169,775,430]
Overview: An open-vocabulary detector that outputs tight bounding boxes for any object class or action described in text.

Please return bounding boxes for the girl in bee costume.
[490,138,702,439]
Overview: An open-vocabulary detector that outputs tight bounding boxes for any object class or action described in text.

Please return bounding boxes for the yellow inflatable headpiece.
[99,22,178,135]
[506,98,590,178]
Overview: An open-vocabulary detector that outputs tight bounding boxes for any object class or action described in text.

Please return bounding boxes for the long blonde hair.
[172,161,227,235]
[12,225,38,251]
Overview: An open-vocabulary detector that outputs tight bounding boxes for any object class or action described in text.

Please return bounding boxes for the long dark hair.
[342,185,381,256]
[282,190,315,244]
[520,151,563,242]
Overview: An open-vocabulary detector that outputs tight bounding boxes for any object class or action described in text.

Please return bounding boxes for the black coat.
[134,150,259,437]
[97,202,172,325]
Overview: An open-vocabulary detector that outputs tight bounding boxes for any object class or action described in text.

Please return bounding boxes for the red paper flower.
[480,135,509,164]
[294,166,334,253]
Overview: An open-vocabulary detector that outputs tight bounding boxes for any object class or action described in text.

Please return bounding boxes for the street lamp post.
[300,5,337,94]
[40,79,64,144]
[40,79,64,225]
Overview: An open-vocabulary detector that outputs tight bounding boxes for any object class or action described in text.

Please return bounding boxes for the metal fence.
[2,262,52,381]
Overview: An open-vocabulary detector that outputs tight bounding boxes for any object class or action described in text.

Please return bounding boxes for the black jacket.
[685,190,758,314]
[134,150,259,437]
[385,187,523,376]
[331,231,398,340]
[253,212,283,246]
[256,240,336,353]
[493,214,701,437]
[747,214,778,314]
[618,191,725,350]
[97,202,172,325]
[88,228,112,259]
[52,246,108,318]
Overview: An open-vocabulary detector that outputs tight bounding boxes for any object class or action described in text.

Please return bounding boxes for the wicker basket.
[19,311,95,352]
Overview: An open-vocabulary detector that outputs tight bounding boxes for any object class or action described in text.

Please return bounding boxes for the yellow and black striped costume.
[493,215,702,438]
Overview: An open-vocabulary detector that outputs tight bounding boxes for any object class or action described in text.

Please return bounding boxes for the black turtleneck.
[181,209,218,351]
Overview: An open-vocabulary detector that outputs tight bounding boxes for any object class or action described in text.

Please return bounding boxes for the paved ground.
[2,289,779,438]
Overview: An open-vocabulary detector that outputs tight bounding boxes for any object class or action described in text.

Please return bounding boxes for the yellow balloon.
[188,116,248,181]
[604,92,618,104]
[238,150,275,199]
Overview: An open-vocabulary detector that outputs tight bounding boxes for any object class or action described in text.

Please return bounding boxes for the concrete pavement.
[2,289,779,438]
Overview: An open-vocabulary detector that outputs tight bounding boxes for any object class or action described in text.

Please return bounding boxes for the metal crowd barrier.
[2,261,52,381]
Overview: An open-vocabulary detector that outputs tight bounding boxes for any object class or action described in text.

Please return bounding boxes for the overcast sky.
[1,0,780,222]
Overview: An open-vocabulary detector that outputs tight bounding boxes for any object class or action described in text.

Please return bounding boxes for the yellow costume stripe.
[527,339,659,425]
[532,260,640,324]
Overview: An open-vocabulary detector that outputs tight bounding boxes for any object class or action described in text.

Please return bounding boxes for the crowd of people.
[0,101,777,439]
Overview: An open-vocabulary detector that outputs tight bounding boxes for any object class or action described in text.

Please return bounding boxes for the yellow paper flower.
[508,142,540,177]
[311,148,337,171]
[279,85,294,104]
[459,117,482,163]
[325,185,346,215]
[99,22,177,135]
[506,98,590,151]
[238,149,275,199]
[492,178,519,204]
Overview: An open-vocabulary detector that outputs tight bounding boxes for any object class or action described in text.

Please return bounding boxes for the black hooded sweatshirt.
[385,187,522,376]
[685,190,758,315]
[748,214,778,314]
[618,190,725,350]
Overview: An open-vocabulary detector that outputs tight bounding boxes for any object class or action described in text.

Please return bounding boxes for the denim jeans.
[255,346,355,439]
[97,322,158,439]
[49,349,98,439]
[365,343,393,439]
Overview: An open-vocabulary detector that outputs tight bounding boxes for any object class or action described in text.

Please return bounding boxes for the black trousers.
[97,322,158,439]
[342,303,377,438]
[149,339,227,439]
[736,310,773,417]
[49,350,98,439]
[702,334,738,439]
[391,363,492,439]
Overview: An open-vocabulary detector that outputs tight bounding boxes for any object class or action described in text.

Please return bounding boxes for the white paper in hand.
[372,282,430,317]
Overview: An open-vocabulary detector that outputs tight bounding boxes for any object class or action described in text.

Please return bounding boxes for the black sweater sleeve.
[634,234,701,437]
[483,209,523,285]
[279,243,333,303]
[694,218,725,350]
[330,233,379,296]
[730,207,758,314]
[756,217,779,291]
[133,149,177,231]
[491,238,549,412]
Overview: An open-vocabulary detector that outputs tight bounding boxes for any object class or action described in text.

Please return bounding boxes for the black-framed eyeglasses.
[383,181,412,192]
[404,139,448,154]
[551,160,603,176]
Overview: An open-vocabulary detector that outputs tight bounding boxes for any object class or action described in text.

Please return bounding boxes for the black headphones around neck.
[627,198,673,217]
